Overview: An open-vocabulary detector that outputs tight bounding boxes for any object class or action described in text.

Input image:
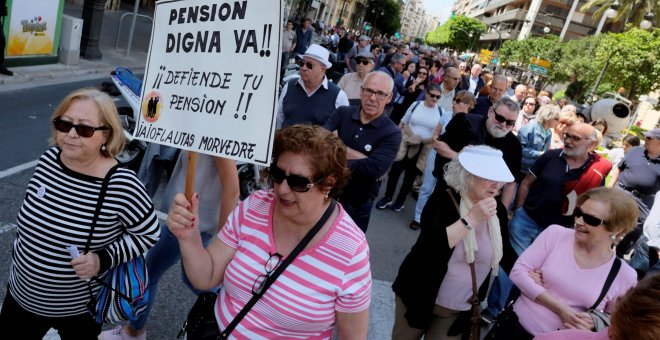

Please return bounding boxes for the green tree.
[499,35,564,80]
[425,15,486,51]
[595,28,660,98]
[365,0,401,35]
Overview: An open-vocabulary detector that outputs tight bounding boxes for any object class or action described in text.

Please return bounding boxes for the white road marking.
[0,223,17,234]
[0,160,38,179]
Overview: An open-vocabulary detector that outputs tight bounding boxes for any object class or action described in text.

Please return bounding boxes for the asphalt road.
[0,78,421,338]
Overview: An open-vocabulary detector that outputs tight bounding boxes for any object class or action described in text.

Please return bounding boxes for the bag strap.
[588,257,621,310]
[446,189,480,340]
[218,199,337,339]
[83,164,120,253]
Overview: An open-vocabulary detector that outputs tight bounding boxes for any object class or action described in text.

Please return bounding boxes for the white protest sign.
[135,0,281,165]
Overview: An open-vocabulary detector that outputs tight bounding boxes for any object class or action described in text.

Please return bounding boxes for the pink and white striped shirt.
[216,190,372,339]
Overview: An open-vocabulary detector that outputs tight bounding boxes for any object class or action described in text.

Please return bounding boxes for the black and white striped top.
[9,147,160,317]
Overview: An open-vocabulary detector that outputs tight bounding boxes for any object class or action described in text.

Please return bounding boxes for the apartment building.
[401,0,441,40]
[452,0,607,45]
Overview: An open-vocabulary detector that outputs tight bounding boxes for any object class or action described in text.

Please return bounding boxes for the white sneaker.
[99,326,146,340]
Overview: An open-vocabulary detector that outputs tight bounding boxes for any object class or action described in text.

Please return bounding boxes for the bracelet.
[460,217,472,231]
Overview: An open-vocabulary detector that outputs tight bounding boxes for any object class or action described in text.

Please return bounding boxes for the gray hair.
[493,96,520,115]
[537,104,561,124]
[364,71,394,92]
[391,53,406,64]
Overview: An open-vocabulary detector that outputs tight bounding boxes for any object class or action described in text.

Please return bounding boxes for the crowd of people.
[1,16,658,340]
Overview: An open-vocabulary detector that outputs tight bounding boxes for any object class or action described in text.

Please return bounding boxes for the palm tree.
[581,0,658,28]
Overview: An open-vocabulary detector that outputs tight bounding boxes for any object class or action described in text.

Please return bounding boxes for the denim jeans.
[484,268,514,318]
[130,224,215,330]
[509,207,541,256]
[414,151,437,223]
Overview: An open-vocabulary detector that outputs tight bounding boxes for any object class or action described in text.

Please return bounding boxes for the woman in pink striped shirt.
[168,125,372,339]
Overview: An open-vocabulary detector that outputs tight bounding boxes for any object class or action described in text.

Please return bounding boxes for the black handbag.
[177,200,337,340]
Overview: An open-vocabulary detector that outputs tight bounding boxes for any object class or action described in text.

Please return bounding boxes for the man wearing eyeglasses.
[324,71,402,232]
[276,44,349,128]
[471,74,507,116]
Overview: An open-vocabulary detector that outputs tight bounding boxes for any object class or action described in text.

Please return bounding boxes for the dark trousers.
[0,289,101,339]
[0,18,6,66]
[339,198,374,233]
[385,151,422,205]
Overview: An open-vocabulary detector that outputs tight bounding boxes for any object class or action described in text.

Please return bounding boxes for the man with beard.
[471,74,507,116]
[426,97,522,212]
[324,71,402,232]
[510,123,609,253]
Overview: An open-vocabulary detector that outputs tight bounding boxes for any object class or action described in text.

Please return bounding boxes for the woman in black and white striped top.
[0,88,160,339]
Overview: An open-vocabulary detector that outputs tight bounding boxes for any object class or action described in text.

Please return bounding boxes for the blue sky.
[424,0,453,22]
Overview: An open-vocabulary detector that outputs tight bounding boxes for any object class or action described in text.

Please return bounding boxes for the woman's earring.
[101,144,107,151]
[324,191,330,200]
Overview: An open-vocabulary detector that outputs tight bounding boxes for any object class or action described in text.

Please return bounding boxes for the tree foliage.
[498,28,660,101]
[425,15,486,50]
[365,0,401,35]
[580,0,659,27]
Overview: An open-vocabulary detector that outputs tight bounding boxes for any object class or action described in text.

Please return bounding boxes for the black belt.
[617,182,653,198]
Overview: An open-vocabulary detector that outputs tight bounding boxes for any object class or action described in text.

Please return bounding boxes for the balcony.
[482,8,527,25]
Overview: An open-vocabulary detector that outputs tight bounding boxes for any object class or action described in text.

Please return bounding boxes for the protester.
[472,75,507,116]
[392,146,517,339]
[167,125,371,338]
[377,83,447,213]
[513,97,538,134]
[608,128,660,262]
[280,20,297,78]
[517,105,561,175]
[550,105,578,149]
[410,91,476,230]
[337,50,375,104]
[486,187,638,339]
[101,151,239,340]
[0,88,160,337]
[389,65,429,124]
[276,44,349,128]
[325,71,402,232]
[535,273,660,340]
[294,18,313,56]
[345,35,371,73]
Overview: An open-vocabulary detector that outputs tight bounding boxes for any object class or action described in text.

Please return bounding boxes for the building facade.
[452,0,608,45]
[401,0,441,40]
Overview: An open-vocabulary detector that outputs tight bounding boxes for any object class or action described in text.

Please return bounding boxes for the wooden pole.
[184,151,197,202]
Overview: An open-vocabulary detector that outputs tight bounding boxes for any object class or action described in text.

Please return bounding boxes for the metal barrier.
[115,12,153,57]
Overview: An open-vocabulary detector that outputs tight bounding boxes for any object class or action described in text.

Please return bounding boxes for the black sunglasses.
[269,164,323,193]
[252,252,282,295]
[53,118,109,138]
[493,110,516,127]
[427,93,440,99]
[356,59,371,65]
[574,207,607,227]
[297,60,315,69]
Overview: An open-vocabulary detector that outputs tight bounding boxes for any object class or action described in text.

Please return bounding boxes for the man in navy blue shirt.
[379,53,407,117]
[471,74,508,116]
[325,71,402,232]
[295,18,313,56]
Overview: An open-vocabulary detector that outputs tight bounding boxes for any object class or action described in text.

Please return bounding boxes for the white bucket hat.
[302,44,332,68]
[458,146,514,182]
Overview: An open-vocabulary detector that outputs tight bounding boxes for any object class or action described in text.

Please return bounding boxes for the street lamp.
[454,28,475,51]
[595,1,621,35]
[640,12,654,29]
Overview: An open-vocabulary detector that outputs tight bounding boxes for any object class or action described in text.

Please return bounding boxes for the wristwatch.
[460,217,472,231]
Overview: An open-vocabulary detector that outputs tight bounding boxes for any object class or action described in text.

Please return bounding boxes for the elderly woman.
[410,90,477,230]
[517,104,561,175]
[167,125,371,339]
[487,187,638,339]
[0,88,160,337]
[392,146,517,339]
[377,82,447,213]
[513,97,537,134]
[550,105,578,149]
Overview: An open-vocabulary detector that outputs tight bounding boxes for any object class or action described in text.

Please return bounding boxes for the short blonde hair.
[537,104,560,124]
[576,187,639,235]
[49,88,125,158]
